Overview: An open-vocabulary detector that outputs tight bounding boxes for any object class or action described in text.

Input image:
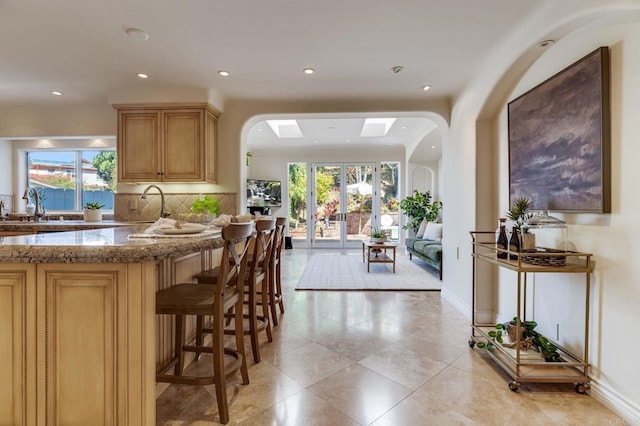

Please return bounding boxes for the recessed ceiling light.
[303,67,315,75]
[537,39,555,48]
[217,70,230,77]
[50,91,63,96]
[431,145,436,149]
[137,73,148,79]
[257,128,263,131]
[401,126,407,129]
[421,85,432,92]
[125,28,149,41]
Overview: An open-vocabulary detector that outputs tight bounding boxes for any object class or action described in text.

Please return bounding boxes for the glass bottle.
[496,218,508,259]
[509,226,521,260]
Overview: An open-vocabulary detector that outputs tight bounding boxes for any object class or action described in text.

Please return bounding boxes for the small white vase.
[83,209,102,222]
[521,233,536,250]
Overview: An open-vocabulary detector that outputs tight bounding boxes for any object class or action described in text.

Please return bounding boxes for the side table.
[361,240,397,273]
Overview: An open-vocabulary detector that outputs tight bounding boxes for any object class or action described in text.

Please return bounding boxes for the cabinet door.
[118,111,161,182]
[37,266,120,424]
[162,110,204,182]
[0,265,36,426]
[36,263,156,425]
[204,109,218,183]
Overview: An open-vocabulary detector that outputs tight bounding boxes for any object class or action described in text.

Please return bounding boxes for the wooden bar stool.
[155,222,253,424]
[195,218,277,363]
[268,217,287,325]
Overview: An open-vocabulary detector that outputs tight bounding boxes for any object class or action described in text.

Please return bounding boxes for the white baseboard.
[441,287,471,319]
[590,379,640,426]
[441,288,494,324]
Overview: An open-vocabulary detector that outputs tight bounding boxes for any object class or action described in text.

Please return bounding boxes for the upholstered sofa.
[406,238,442,280]
[405,220,442,280]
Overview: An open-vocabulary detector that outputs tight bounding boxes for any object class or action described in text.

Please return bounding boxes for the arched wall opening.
[238,111,450,219]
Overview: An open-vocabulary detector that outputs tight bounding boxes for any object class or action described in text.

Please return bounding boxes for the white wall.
[495,20,640,421]
[0,104,116,138]
[443,3,640,423]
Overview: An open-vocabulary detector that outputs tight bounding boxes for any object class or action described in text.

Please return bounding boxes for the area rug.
[295,252,441,291]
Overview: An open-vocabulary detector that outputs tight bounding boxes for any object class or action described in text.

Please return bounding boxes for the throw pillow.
[415,219,429,238]
[423,222,443,242]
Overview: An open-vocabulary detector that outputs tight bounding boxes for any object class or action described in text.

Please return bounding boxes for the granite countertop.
[0,225,224,263]
[0,219,142,232]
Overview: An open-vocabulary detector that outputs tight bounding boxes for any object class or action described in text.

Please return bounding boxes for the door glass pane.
[314,164,341,242]
[380,162,400,241]
[288,162,308,242]
[345,164,373,241]
[82,151,116,210]
[27,151,76,211]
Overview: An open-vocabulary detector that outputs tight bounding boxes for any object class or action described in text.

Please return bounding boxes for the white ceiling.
[0,0,542,160]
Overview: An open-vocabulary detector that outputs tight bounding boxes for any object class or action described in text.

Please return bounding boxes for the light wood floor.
[156,248,622,425]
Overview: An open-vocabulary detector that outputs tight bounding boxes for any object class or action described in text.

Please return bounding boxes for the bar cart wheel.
[574,383,590,394]
[508,381,521,392]
[468,338,476,348]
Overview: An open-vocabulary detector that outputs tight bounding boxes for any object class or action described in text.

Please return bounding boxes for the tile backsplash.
[114,192,237,222]
[0,194,14,215]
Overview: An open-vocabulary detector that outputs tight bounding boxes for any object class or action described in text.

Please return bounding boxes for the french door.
[311,163,376,248]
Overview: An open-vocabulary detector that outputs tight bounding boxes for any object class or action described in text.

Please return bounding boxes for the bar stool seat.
[155,222,253,424]
[195,218,277,364]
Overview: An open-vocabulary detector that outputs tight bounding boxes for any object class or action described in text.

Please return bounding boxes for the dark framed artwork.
[508,46,611,213]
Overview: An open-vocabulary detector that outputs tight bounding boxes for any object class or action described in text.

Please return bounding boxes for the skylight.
[266,120,303,138]
[360,118,397,137]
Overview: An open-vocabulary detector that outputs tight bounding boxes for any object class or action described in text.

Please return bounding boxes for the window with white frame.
[26,150,116,212]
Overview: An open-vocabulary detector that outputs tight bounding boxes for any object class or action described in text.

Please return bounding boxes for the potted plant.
[398,190,442,233]
[188,195,219,223]
[476,317,562,362]
[83,202,105,222]
[507,196,535,250]
[371,227,387,243]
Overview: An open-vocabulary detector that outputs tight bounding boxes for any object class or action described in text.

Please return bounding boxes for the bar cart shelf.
[468,231,594,393]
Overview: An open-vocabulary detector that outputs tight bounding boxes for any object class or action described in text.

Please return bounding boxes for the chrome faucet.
[22,187,43,221]
[141,185,170,218]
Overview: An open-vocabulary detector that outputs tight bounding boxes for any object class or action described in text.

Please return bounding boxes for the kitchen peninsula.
[0,225,224,425]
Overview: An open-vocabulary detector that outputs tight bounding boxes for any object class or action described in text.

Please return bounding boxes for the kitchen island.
[0,226,223,425]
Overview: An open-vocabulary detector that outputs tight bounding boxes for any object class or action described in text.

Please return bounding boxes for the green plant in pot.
[190,195,219,216]
[83,202,105,222]
[371,227,387,243]
[398,190,442,233]
[84,202,105,210]
[507,196,535,250]
[477,317,562,362]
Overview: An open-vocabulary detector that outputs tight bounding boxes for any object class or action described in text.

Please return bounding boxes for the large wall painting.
[508,46,610,213]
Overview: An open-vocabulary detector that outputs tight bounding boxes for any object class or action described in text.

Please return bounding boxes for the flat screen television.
[247,179,281,207]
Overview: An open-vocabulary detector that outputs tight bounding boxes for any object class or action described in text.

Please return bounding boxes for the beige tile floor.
[156,249,624,425]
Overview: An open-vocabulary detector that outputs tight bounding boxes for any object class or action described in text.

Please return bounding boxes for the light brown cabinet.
[114,103,219,183]
[0,262,156,425]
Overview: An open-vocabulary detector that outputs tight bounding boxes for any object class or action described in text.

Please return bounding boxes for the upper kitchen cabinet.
[114,103,220,183]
